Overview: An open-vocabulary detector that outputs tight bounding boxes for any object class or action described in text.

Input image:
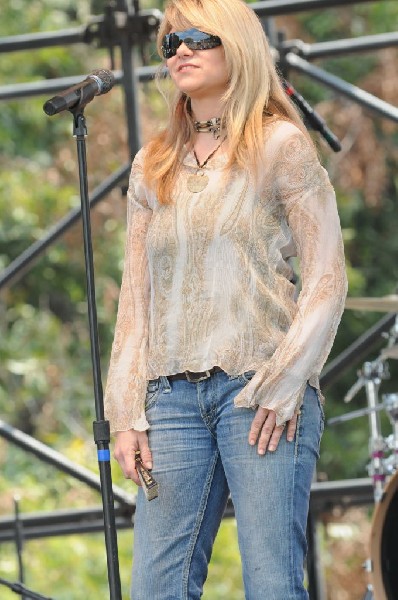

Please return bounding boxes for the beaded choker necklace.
[193,117,222,140]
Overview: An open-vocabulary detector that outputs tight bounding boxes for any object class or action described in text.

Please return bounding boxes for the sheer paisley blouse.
[104,120,348,433]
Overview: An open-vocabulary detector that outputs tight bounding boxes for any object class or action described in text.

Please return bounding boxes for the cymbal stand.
[382,393,398,473]
[344,359,388,600]
[344,359,389,504]
[380,317,398,475]
[332,318,398,600]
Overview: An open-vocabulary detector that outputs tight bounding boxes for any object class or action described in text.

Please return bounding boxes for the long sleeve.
[234,123,348,425]
[104,151,152,433]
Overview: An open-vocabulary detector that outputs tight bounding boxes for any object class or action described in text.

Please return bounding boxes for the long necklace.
[194,117,222,140]
[187,139,225,194]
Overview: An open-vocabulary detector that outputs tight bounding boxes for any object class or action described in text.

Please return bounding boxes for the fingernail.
[249,439,255,446]
[258,449,265,455]
[147,462,153,469]
[287,436,294,442]
[269,444,275,452]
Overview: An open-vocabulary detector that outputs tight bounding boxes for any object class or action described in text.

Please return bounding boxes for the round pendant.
[187,173,209,193]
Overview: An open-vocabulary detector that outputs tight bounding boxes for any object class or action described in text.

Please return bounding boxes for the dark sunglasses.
[161,28,222,59]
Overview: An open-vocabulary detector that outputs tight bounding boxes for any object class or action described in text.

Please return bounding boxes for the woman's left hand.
[249,407,298,454]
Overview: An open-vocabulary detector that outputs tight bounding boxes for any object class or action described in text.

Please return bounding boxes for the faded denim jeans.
[131,370,324,600]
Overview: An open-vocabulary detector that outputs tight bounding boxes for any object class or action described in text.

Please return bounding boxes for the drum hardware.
[328,318,398,599]
[363,559,372,573]
[383,393,398,422]
[341,358,390,503]
[329,317,398,503]
[383,394,398,473]
[382,437,398,476]
[327,404,384,426]
[368,468,398,600]
[363,585,376,600]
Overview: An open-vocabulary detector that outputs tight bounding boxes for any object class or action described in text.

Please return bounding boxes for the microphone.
[43,69,115,116]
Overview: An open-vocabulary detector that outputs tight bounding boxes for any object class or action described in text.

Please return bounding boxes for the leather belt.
[166,365,224,384]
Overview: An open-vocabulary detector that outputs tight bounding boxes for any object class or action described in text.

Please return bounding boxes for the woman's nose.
[176,42,194,57]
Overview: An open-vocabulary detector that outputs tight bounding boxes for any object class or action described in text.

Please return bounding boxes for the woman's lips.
[178,63,198,72]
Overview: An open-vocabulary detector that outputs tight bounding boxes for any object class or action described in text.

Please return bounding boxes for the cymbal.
[345,295,398,312]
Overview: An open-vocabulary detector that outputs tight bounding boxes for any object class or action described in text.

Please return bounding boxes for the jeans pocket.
[309,384,325,435]
[307,384,325,457]
[295,384,325,462]
[318,396,325,436]
[145,378,161,411]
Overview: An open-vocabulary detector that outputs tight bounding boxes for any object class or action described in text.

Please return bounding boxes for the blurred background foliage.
[0,0,397,598]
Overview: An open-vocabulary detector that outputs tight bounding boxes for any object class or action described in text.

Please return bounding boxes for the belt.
[166,366,224,384]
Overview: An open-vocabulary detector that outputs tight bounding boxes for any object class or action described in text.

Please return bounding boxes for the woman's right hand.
[114,429,152,486]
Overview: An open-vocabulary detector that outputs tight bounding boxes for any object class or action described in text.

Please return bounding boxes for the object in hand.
[135,451,159,501]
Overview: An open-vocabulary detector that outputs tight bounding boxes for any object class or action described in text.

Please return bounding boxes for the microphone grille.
[90,69,115,95]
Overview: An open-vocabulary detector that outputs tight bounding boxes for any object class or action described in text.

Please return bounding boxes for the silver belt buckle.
[185,369,211,383]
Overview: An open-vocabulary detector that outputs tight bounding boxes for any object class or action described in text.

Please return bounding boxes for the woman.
[105,0,347,598]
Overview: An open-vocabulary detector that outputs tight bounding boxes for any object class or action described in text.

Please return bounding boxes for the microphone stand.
[283,79,342,152]
[69,105,122,599]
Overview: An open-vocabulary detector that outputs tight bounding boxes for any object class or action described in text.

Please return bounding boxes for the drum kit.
[329,294,398,600]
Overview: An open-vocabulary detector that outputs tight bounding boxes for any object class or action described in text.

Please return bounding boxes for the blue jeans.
[131,370,324,600]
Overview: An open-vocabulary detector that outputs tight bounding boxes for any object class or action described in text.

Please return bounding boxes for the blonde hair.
[143,0,308,205]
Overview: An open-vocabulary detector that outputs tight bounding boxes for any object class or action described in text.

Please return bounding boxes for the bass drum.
[370,470,398,600]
